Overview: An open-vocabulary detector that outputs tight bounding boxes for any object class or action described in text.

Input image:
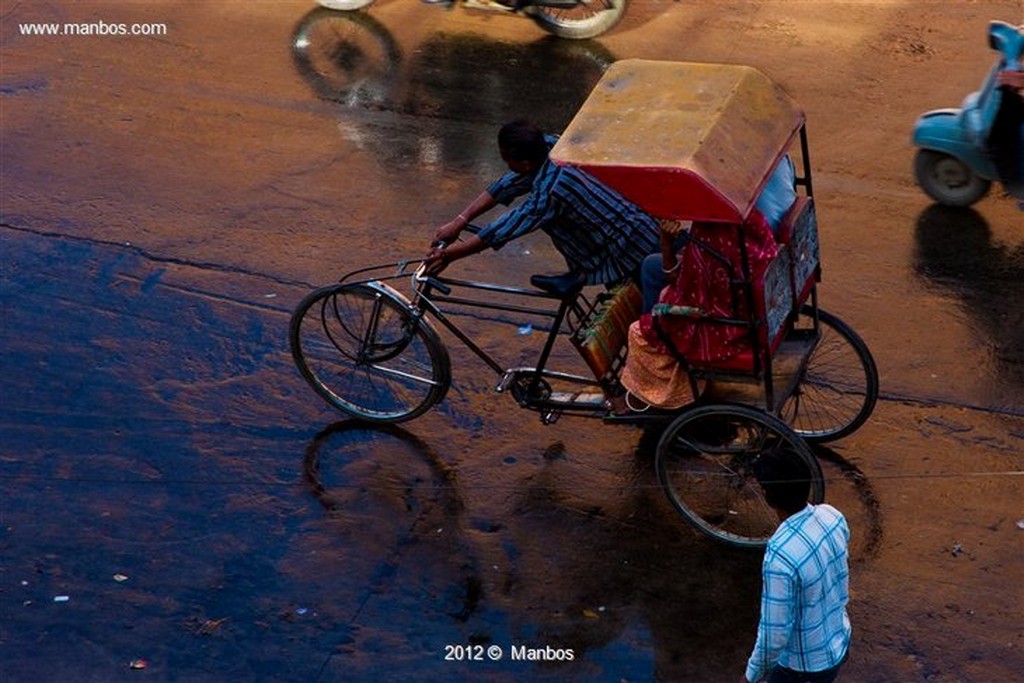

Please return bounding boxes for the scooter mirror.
[988,20,1023,69]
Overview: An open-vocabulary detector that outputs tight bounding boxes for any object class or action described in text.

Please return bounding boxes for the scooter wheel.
[914,149,991,207]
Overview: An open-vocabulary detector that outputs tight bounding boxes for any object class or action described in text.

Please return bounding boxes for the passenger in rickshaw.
[638,156,797,313]
[424,119,661,285]
[613,206,783,414]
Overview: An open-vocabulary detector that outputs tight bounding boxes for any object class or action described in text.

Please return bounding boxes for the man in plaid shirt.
[425,119,660,287]
[743,449,852,683]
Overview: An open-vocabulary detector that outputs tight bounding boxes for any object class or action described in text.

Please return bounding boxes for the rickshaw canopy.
[550,59,805,224]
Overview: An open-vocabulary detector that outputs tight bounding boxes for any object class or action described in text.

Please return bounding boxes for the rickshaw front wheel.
[290,282,451,423]
[914,149,991,207]
[655,404,824,548]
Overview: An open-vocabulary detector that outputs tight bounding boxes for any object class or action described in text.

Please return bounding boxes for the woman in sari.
[616,211,781,412]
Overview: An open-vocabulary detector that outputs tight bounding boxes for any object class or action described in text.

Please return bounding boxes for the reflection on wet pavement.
[292,9,615,173]
[298,421,773,681]
[292,10,404,110]
[913,205,1024,402]
[292,8,614,120]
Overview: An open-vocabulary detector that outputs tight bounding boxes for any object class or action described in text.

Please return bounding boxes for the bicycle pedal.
[495,372,516,393]
[541,411,562,425]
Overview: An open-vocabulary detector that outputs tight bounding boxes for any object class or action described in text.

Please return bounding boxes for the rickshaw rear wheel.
[655,404,824,548]
[914,149,991,207]
[781,307,879,443]
[290,282,451,423]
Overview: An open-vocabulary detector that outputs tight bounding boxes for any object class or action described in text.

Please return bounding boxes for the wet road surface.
[2,1,1023,681]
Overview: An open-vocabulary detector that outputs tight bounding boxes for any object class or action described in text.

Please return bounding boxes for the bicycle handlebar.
[413,260,452,296]
[415,224,481,294]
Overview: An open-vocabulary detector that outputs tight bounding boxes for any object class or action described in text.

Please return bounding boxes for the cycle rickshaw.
[290,60,879,547]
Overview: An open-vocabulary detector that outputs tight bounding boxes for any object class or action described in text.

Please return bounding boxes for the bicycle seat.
[530,271,586,297]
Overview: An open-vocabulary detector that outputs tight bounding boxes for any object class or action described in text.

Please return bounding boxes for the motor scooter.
[912,21,1023,206]
[315,0,625,40]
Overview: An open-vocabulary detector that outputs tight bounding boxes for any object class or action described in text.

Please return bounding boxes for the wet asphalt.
[2,1,1023,682]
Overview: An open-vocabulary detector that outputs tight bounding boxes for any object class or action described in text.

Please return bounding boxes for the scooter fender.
[912,108,1000,180]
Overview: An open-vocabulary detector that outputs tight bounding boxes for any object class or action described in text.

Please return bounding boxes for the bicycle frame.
[340,260,617,422]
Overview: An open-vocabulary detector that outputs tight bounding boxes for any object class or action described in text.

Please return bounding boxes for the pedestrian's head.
[498,119,548,173]
[753,447,811,515]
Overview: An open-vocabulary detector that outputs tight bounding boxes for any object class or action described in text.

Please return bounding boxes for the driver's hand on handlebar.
[423,243,449,275]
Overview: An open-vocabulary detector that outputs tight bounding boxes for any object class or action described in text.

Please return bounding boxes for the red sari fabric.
[638,211,780,365]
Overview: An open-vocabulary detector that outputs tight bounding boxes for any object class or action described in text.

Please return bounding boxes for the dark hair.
[498,119,548,165]
[753,447,812,514]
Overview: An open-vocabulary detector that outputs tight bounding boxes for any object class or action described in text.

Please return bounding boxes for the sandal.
[607,392,651,416]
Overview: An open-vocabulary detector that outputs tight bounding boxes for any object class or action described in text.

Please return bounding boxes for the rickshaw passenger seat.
[531,271,586,297]
[774,196,820,308]
[775,196,808,245]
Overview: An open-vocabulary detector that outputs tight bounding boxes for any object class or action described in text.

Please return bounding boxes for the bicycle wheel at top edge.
[655,404,824,548]
[528,0,627,40]
[289,282,451,423]
[780,306,879,443]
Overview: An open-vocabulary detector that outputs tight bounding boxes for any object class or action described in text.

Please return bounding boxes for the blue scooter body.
[912,21,1023,183]
[913,112,998,179]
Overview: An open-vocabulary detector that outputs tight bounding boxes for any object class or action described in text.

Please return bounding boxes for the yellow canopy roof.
[550,59,805,223]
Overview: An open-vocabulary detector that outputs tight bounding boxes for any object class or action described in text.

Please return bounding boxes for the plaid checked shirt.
[477,136,659,287]
[745,504,852,683]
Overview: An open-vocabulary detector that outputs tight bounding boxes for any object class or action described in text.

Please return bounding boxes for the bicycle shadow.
[810,443,885,563]
[303,419,463,518]
[299,419,757,677]
[300,419,483,622]
[913,204,1024,389]
[296,419,881,678]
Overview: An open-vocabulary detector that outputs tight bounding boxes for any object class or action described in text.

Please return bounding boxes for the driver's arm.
[434,191,498,246]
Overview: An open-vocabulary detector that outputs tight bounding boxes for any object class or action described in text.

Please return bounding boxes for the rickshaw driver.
[424,119,661,285]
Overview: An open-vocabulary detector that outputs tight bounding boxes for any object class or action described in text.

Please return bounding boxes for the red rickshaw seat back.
[688,199,814,375]
[775,196,820,308]
[679,243,793,374]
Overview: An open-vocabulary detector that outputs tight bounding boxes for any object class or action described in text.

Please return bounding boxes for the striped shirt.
[478,137,660,286]
[745,504,851,683]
